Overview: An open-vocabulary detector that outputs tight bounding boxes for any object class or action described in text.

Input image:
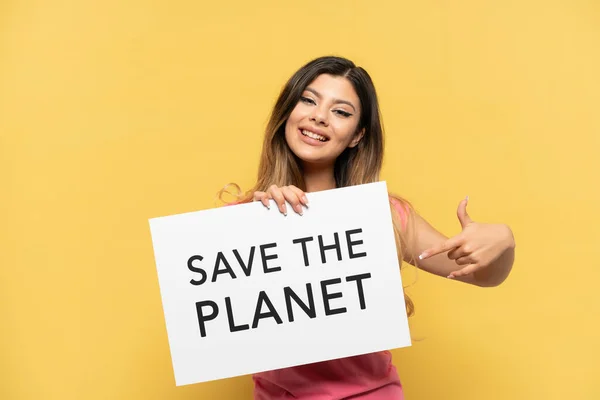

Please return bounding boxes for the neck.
[302,162,336,193]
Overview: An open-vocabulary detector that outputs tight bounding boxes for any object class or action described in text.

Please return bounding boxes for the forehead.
[305,74,359,104]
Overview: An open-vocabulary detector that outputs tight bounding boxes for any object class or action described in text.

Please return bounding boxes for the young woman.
[221,56,516,399]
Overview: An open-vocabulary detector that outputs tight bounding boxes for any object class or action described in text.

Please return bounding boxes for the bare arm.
[403,198,516,287]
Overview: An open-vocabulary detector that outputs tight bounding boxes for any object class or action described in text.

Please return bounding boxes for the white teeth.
[301,129,327,142]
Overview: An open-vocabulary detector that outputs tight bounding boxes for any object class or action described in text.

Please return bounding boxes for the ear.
[348,128,365,148]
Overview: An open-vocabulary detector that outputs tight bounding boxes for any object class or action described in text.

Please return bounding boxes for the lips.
[299,128,329,142]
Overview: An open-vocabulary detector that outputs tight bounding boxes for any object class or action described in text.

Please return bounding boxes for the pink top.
[252,197,408,400]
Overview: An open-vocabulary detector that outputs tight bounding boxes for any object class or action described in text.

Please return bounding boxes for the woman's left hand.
[418,197,515,279]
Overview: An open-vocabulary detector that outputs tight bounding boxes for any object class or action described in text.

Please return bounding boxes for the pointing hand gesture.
[418,197,515,279]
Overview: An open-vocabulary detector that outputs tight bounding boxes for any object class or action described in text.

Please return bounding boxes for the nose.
[309,106,329,126]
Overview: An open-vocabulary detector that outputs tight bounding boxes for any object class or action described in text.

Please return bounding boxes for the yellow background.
[2,1,599,399]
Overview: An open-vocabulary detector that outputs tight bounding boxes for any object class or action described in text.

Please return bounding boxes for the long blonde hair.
[219,56,416,317]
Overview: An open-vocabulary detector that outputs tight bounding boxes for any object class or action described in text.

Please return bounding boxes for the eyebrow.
[304,87,356,112]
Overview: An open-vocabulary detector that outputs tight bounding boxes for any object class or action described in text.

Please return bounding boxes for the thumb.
[457,196,473,229]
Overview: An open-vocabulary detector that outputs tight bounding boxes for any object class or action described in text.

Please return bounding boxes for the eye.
[300,96,316,105]
[334,109,352,118]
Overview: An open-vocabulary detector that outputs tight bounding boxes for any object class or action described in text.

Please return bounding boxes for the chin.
[289,146,334,168]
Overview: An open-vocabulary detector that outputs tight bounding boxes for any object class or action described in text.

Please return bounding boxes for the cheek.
[283,119,294,146]
[284,117,296,138]
[285,106,306,136]
[287,105,308,125]
[284,119,298,146]
[334,121,360,146]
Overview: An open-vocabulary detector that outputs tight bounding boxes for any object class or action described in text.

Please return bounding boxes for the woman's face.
[284,74,363,168]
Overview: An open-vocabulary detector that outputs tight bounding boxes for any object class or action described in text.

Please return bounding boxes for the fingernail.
[302,196,309,206]
[465,195,469,201]
[418,252,427,260]
[447,275,454,279]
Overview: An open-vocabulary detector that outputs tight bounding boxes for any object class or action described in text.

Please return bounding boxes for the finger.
[253,191,271,209]
[268,185,287,215]
[447,246,469,260]
[261,195,271,209]
[457,196,473,229]
[281,187,303,215]
[454,255,475,266]
[287,185,309,207]
[419,235,464,260]
[448,263,479,279]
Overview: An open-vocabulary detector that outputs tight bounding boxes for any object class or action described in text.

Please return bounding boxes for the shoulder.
[388,194,412,231]
[389,195,408,215]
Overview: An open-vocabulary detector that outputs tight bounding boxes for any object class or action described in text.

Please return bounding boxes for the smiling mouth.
[300,129,329,142]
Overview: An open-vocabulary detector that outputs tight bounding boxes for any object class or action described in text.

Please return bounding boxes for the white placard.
[148,181,411,386]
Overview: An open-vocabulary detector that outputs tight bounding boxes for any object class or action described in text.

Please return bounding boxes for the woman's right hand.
[253,185,309,216]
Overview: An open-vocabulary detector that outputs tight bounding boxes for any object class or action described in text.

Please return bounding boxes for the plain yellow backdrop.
[2,0,599,399]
